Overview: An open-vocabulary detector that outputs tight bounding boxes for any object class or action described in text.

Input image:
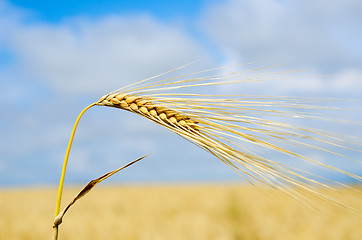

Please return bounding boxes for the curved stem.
[54,103,97,217]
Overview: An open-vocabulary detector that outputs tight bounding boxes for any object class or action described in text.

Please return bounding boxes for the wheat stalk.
[54,63,361,227]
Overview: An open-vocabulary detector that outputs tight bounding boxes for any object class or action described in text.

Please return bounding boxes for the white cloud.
[200,0,362,72]
[245,70,362,95]
[3,11,207,95]
[330,69,362,91]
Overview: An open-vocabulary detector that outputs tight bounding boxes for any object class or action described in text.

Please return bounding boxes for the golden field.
[0,184,361,240]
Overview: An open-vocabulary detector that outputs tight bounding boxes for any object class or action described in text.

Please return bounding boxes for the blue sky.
[0,0,361,187]
[9,0,206,22]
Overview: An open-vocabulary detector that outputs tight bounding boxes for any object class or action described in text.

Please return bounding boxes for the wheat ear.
[55,64,361,219]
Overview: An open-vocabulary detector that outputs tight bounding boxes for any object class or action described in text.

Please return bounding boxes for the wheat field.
[1,184,361,240]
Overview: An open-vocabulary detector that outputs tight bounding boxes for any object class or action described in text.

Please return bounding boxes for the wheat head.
[55,63,362,218]
[97,93,200,130]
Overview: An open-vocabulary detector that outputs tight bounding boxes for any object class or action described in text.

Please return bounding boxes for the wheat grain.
[97,93,200,130]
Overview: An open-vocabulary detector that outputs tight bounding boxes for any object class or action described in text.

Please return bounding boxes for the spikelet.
[97,93,200,130]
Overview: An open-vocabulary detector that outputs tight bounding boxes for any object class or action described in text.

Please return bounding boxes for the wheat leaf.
[53,154,148,227]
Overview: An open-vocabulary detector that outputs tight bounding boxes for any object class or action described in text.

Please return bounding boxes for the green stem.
[54,103,97,217]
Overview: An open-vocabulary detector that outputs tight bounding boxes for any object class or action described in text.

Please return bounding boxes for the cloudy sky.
[0,0,361,186]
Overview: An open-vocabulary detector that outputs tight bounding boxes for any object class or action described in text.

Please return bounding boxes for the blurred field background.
[1,184,361,240]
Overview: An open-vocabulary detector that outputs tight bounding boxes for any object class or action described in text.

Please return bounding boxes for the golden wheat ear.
[55,64,361,221]
[95,65,361,207]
